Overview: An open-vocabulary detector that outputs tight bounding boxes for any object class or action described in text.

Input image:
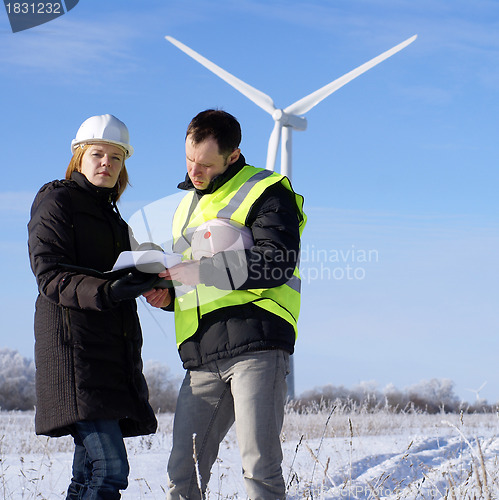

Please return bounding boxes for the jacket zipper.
[62,307,72,344]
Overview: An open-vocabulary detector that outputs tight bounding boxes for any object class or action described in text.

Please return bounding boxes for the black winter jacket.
[28,172,157,437]
[174,155,304,369]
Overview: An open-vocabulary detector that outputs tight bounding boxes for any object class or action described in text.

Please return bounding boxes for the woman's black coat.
[28,172,157,438]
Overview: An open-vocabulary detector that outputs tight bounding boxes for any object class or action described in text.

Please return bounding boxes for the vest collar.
[177,154,247,195]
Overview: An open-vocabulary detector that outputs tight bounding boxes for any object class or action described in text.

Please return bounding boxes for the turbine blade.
[165,36,276,115]
[266,122,282,171]
[285,34,417,116]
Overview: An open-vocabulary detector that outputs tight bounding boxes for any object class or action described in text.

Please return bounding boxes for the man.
[145,109,306,499]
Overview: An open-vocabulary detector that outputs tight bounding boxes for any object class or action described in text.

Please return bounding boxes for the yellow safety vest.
[172,165,306,347]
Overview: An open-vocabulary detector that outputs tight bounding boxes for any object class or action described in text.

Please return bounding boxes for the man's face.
[185,135,239,191]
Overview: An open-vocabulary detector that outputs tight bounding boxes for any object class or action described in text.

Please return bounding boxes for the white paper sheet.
[112,250,182,272]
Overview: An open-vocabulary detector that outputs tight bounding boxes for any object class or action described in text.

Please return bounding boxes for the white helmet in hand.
[191,219,254,260]
[71,114,134,158]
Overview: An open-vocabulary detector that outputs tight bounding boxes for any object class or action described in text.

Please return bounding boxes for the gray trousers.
[167,349,290,500]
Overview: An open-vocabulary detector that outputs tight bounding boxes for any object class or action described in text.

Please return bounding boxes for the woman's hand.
[143,287,172,308]
[109,272,161,302]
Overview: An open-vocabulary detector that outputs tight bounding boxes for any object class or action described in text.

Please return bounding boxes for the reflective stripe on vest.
[172,165,306,347]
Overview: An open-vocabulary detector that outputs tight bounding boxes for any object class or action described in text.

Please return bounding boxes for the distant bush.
[0,348,35,411]
[0,348,180,414]
[384,379,460,413]
[143,360,181,413]
[296,378,496,414]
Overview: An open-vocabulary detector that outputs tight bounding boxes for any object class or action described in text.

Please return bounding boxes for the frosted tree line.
[0,347,494,413]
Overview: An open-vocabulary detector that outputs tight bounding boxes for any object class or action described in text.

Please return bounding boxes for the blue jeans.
[66,419,129,500]
[167,350,290,500]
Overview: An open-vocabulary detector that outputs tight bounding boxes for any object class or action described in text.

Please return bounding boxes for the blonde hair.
[65,144,130,201]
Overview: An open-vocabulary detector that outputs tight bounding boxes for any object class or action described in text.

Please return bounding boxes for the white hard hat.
[71,114,134,158]
[191,219,254,260]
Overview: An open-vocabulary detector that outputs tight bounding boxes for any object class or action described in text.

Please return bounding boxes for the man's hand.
[159,261,201,286]
[143,288,172,308]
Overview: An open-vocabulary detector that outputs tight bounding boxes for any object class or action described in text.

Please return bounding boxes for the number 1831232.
[5,3,62,14]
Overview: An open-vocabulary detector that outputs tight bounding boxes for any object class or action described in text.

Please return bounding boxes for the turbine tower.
[165,34,417,399]
[165,34,417,178]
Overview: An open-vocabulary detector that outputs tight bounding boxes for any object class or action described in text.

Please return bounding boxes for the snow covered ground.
[1,408,498,499]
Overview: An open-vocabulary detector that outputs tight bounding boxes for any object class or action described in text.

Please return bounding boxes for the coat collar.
[71,171,118,203]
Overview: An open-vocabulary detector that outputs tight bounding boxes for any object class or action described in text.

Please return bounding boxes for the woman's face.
[80,144,125,189]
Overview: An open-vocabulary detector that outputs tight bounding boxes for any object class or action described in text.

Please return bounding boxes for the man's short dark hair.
[186,109,242,157]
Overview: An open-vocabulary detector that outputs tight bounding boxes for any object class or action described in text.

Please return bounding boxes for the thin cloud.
[303,206,499,244]
[0,16,142,78]
[0,192,35,215]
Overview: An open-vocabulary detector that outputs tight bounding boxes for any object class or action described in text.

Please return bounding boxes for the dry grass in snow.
[1,405,499,499]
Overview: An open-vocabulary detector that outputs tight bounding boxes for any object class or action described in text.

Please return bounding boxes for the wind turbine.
[165,34,417,399]
[465,381,488,403]
[165,34,417,179]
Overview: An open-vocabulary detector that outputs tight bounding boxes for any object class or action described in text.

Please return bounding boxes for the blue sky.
[1,0,498,403]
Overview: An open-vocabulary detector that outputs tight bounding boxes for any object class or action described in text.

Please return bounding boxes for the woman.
[28,114,158,499]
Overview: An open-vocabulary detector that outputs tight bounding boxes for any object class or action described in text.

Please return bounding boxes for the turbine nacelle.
[272,109,308,131]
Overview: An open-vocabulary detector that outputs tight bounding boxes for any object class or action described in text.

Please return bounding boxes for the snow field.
[1,408,499,499]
